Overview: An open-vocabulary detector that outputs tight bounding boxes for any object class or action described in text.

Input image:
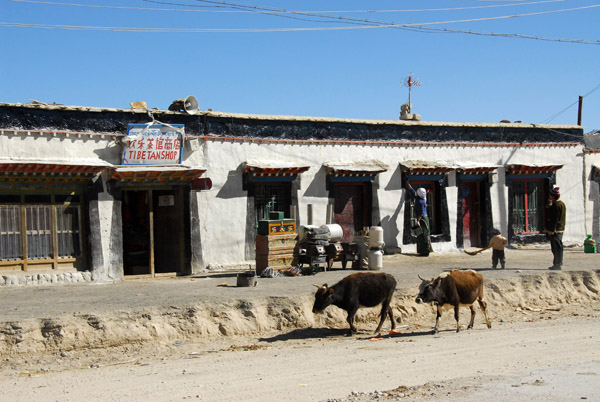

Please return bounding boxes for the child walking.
[490,228,508,269]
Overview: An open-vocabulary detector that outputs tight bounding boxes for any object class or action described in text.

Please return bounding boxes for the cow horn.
[418,274,426,281]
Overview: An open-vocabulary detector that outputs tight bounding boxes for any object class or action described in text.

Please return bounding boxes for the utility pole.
[577,96,583,126]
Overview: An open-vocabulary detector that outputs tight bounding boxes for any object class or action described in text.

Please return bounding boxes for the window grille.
[253,183,290,227]
[25,205,52,259]
[56,205,81,258]
[512,179,543,233]
[0,195,82,264]
[0,205,22,260]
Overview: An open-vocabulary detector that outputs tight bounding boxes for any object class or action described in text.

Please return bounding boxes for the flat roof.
[0,102,583,130]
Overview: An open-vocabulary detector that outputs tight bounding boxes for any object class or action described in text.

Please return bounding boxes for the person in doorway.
[489,228,507,269]
[407,182,432,256]
[544,186,566,270]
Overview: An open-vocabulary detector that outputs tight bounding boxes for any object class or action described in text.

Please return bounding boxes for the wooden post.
[149,190,155,277]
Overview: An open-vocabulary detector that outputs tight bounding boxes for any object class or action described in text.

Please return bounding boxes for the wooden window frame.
[0,192,83,271]
[511,178,544,234]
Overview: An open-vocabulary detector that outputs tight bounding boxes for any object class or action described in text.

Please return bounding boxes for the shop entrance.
[122,188,185,276]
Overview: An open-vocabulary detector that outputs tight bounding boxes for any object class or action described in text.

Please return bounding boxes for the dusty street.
[1,248,599,401]
[1,313,599,401]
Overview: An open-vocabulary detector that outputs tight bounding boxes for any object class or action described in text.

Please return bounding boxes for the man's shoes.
[549,265,562,270]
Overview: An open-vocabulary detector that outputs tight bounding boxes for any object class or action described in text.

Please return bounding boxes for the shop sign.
[123,124,183,165]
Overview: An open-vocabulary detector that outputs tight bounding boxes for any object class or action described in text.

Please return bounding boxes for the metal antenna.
[402,74,422,112]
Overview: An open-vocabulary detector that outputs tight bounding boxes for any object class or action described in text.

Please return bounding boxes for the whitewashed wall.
[190,139,586,269]
[0,130,588,273]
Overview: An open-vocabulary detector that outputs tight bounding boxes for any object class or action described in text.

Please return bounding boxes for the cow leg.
[374,296,395,334]
[467,304,476,329]
[454,305,461,333]
[434,305,443,333]
[477,299,492,329]
[346,306,359,335]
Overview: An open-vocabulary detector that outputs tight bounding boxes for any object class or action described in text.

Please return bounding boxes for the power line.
[9,0,575,13]
[4,0,599,44]
[542,82,600,124]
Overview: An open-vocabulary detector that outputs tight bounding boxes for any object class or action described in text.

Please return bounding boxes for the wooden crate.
[255,234,297,256]
[255,253,295,275]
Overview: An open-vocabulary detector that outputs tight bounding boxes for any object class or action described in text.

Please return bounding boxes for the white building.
[0,102,589,284]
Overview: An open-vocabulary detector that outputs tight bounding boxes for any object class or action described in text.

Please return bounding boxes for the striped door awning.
[243,160,310,177]
[324,160,388,177]
[109,165,206,184]
[505,164,562,175]
[400,160,454,175]
[0,162,107,184]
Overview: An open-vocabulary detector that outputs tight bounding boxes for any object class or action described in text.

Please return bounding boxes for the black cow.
[312,272,397,335]
[415,270,492,333]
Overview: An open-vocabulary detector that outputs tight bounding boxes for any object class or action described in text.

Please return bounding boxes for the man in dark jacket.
[544,186,566,270]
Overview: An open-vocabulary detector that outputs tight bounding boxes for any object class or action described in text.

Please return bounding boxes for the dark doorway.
[122,190,151,275]
[122,188,185,276]
[152,188,184,274]
[333,183,371,242]
[461,181,481,248]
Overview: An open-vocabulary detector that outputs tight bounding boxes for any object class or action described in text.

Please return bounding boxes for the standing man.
[544,186,566,270]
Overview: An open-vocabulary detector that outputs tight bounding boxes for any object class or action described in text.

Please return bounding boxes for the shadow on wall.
[384,164,404,191]
[94,144,123,165]
[216,167,246,199]
[303,165,328,198]
[380,202,403,248]
[379,165,405,247]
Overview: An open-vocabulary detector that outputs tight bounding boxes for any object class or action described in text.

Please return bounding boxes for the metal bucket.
[236,271,257,287]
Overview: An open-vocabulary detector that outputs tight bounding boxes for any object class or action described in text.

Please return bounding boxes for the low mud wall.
[1,271,599,357]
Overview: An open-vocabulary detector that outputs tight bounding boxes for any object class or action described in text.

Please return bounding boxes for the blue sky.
[1,0,599,132]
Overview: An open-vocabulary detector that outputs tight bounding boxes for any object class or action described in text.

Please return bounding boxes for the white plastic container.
[368,249,383,270]
[321,224,344,242]
[369,226,384,248]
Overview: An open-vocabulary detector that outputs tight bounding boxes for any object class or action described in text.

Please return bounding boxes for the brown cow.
[415,270,492,333]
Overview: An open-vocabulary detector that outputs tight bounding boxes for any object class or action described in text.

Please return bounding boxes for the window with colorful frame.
[506,165,560,237]
[510,178,545,234]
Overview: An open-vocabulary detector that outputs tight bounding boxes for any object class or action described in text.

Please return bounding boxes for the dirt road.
[1,314,598,402]
[1,249,599,401]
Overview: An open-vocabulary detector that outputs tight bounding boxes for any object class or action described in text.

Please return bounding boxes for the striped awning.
[454,163,498,174]
[400,160,454,175]
[0,162,107,184]
[505,164,562,175]
[324,160,388,177]
[109,165,206,184]
[243,160,310,177]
